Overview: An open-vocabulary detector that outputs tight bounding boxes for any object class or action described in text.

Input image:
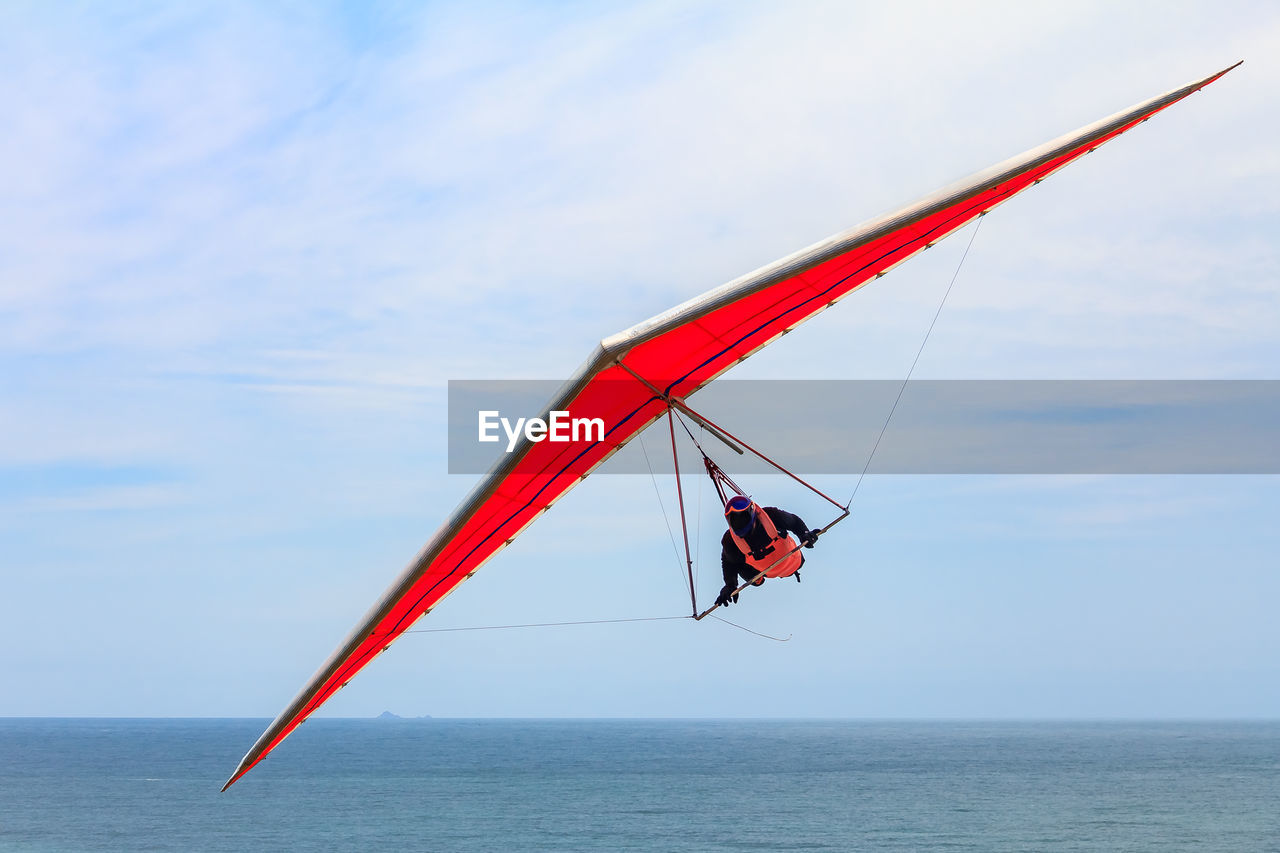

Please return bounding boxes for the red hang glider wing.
[223,62,1239,790]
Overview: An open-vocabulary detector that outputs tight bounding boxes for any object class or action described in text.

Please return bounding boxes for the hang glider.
[223,62,1240,790]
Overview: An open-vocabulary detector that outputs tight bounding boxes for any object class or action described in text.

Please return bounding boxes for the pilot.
[715,495,819,607]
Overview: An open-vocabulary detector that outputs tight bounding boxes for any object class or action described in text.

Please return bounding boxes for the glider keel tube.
[223,61,1239,790]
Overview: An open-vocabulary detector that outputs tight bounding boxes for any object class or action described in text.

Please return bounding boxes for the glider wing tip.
[1215,59,1244,78]
[220,761,249,792]
[1188,59,1243,93]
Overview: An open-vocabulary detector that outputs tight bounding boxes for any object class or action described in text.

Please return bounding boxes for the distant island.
[376,711,432,720]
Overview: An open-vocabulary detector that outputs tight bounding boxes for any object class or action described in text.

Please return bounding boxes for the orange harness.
[727,503,803,579]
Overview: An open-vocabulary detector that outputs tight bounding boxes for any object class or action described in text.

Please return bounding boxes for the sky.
[2,1,1278,722]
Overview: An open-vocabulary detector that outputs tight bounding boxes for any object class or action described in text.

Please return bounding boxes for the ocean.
[1,719,1277,851]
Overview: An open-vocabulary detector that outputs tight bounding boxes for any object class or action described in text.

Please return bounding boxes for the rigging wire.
[845,215,985,509]
[638,430,694,597]
[402,615,690,634]
[710,614,791,642]
[399,612,788,643]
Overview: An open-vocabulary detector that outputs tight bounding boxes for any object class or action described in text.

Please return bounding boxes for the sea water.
[1,719,1277,851]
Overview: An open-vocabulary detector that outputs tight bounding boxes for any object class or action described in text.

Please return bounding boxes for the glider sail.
[223,62,1240,790]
